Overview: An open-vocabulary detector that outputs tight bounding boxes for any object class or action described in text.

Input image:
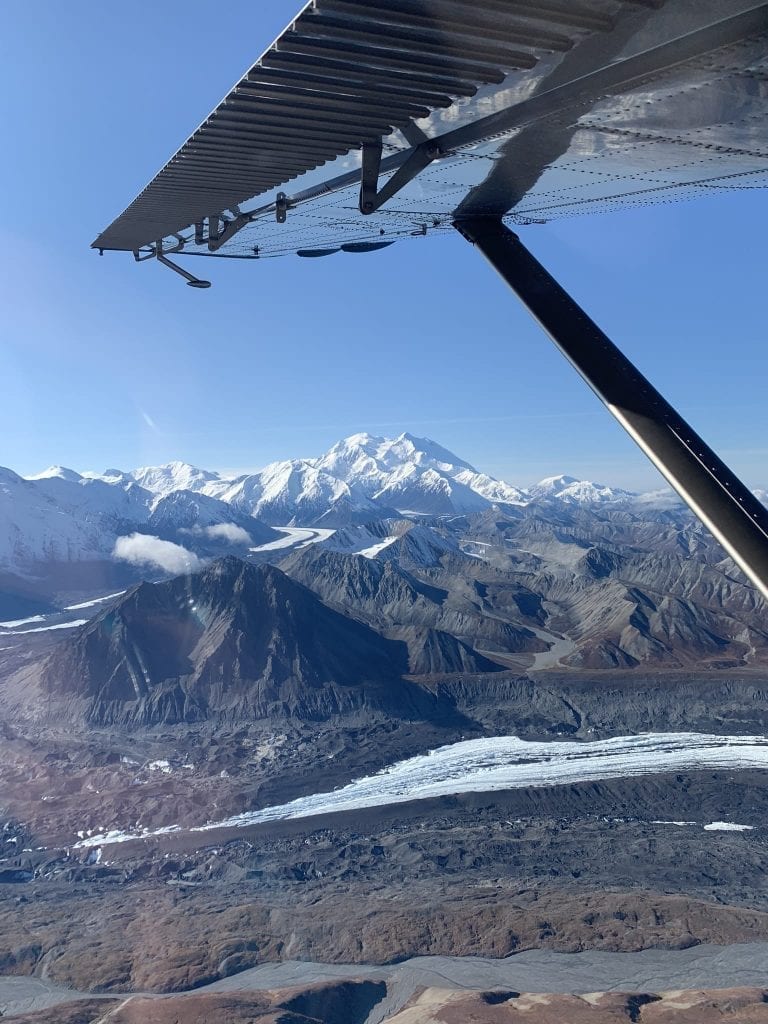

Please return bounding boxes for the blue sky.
[2,0,766,490]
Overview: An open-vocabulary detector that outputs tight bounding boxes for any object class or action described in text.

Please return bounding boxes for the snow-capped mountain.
[314,433,527,513]
[0,464,276,570]
[161,432,530,523]
[130,461,223,498]
[8,431,761,579]
[0,465,148,566]
[528,474,637,504]
[215,459,373,525]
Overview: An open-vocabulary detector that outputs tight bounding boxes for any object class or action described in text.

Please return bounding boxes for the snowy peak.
[313,433,499,517]
[26,466,83,483]
[217,460,355,526]
[378,433,477,473]
[131,461,224,497]
[530,474,637,504]
[192,433,504,524]
[317,432,475,476]
[534,474,579,492]
[1,433,723,574]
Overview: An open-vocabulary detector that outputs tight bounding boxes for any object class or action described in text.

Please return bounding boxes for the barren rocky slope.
[2,492,768,1007]
[9,559,467,728]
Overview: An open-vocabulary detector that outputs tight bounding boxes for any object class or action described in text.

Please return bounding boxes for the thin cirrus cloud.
[113,533,202,574]
[140,409,160,432]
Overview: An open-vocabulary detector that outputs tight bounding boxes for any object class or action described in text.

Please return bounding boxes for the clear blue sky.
[2,0,766,490]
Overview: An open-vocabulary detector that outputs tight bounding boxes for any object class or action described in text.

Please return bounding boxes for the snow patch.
[357,537,399,559]
[63,591,126,611]
[83,733,768,846]
[651,820,697,827]
[3,619,89,635]
[73,824,182,849]
[0,615,46,629]
[249,527,335,552]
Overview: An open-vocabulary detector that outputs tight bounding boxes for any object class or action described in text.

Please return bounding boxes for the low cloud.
[113,533,202,574]
[180,523,253,545]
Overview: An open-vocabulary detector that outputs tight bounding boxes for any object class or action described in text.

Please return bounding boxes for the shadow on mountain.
[31,557,474,729]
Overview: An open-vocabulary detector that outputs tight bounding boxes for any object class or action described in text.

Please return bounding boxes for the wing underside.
[93,1,768,260]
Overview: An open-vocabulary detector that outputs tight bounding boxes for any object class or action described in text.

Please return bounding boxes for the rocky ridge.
[17,558,472,727]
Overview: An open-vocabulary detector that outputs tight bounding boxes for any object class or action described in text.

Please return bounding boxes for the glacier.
[74,732,768,848]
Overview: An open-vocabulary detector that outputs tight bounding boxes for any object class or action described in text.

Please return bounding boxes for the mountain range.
[6,506,768,728]
[1,432,708,578]
[2,431,767,671]
[4,450,768,1003]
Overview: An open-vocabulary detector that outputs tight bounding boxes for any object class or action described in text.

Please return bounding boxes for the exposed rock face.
[385,988,768,1023]
[455,506,768,670]
[0,980,387,1024]
[282,545,543,661]
[398,627,506,675]
[33,559,438,726]
[4,1001,122,1024]
[282,546,442,625]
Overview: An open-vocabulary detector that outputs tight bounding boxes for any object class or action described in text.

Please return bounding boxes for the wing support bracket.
[153,238,211,288]
[359,138,442,215]
[276,192,290,223]
[455,216,768,601]
[207,210,257,252]
[156,254,211,288]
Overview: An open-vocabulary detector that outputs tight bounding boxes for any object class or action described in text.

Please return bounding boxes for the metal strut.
[156,254,211,289]
[455,217,768,602]
[359,138,441,215]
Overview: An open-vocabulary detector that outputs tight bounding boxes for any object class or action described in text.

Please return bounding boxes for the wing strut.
[455,217,768,601]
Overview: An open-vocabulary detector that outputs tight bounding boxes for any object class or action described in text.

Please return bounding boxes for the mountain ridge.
[21,432,695,521]
[19,557,469,727]
[4,432,720,577]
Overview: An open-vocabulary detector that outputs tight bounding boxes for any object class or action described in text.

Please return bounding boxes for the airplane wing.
[93,1,768,260]
[93,0,768,603]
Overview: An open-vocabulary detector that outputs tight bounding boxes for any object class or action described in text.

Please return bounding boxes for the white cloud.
[180,523,252,545]
[113,533,202,574]
[202,523,252,544]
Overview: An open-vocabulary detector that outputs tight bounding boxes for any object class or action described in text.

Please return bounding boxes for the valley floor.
[3,944,768,1022]
[3,672,768,1007]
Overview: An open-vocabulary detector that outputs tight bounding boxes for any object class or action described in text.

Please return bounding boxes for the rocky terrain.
[3,762,768,991]
[6,983,768,1023]
[1,435,768,1014]
[3,433,767,677]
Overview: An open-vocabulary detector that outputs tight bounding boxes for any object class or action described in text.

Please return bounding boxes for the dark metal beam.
[245,65,455,108]
[299,13,565,60]
[315,0,614,35]
[259,50,481,97]
[455,217,768,601]
[359,137,440,214]
[156,254,211,289]
[235,80,431,120]
[273,35,515,80]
